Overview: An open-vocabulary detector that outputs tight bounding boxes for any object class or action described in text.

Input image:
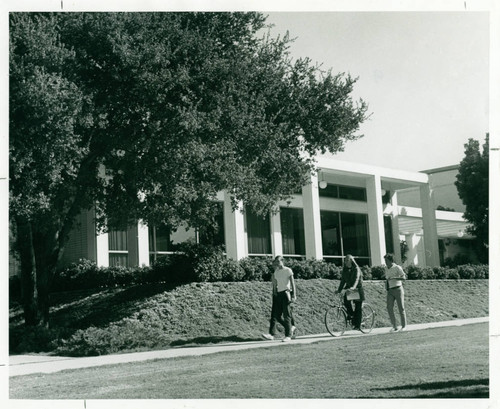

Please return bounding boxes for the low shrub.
[43,254,490,295]
[370,265,386,280]
[10,325,71,354]
[239,257,273,281]
[52,258,101,291]
[406,265,424,280]
[195,253,244,282]
[473,264,489,279]
[433,266,450,279]
[447,268,460,280]
[457,264,476,279]
[325,263,342,280]
[361,265,372,280]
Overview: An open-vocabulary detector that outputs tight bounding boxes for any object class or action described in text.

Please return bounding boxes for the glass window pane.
[170,225,196,246]
[149,224,196,253]
[155,225,171,252]
[338,185,367,201]
[280,207,305,256]
[246,208,271,255]
[320,211,341,256]
[109,253,128,267]
[108,229,128,251]
[340,212,370,257]
[318,184,339,198]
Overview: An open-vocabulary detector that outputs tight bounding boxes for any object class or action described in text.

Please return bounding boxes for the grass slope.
[9,279,488,356]
[9,323,489,399]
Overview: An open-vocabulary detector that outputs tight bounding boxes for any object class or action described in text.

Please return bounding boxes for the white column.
[302,173,323,260]
[405,233,419,266]
[96,230,109,267]
[270,211,283,257]
[366,174,386,266]
[137,221,150,267]
[419,184,440,267]
[223,194,247,260]
[390,191,402,263]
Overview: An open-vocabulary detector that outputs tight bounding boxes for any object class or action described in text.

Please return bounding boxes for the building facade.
[51,158,475,272]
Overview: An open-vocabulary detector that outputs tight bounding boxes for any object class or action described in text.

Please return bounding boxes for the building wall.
[59,210,96,267]
[398,166,465,212]
[10,160,476,276]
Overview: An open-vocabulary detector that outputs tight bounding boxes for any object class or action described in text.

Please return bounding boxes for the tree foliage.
[10,12,368,326]
[455,134,489,263]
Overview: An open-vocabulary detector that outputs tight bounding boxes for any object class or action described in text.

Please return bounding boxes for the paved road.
[7,317,488,377]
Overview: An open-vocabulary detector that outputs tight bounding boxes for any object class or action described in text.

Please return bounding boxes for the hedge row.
[9,244,489,296]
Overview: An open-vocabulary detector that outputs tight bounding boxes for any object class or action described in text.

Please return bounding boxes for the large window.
[108,228,129,267]
[341,213,370,258]
[280,207,305,257]
[149,224,196,263]
[319,183,367,202]
[149,203,225,263]
[246,208,272,256]
[320,211,370,266]
[321,211,342,257]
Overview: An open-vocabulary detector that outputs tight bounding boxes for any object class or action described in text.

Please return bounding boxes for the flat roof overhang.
[314,157,428,190]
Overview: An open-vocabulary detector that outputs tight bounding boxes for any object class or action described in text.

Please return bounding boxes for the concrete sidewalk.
[8,317,488,377]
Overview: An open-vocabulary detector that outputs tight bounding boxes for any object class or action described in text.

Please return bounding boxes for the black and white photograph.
[2,0,498,407]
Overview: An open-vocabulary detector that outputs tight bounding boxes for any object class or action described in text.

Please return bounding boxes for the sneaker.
[261,333,274,340]
[390,327,399,333]
[282,337,292,342]
[291,326,297,338]
[399,327,406,332]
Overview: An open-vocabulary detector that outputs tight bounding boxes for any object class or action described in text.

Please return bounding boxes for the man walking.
[261,256,297,342]
[384,253,407,332]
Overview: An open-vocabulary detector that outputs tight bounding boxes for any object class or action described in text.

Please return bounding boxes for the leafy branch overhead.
[10,12,368,231]
[9,12,368,326]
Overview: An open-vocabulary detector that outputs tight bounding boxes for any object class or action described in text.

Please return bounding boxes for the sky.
[264,11,490,172]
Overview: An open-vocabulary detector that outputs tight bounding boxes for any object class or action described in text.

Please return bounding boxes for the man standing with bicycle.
[336,254,364,330]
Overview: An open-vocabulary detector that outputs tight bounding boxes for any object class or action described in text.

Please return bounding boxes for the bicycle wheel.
[324,307,347,337]
[359,303,375,334]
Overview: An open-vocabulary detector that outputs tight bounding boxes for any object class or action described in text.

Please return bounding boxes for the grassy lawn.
[9,279,489,356]
[10,322,489,399]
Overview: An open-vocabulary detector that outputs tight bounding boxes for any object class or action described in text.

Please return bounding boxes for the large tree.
[455,134,489,263]
[10,12,368,326]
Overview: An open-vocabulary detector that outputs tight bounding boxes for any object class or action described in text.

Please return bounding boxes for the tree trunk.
[16,218,60,327]
[16,218,41,326]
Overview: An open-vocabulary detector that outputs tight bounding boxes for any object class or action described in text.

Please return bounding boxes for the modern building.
[48,157,476,273]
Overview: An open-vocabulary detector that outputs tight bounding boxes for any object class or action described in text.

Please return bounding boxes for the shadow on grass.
[9,283,186,354]
[369,378,489,398]
[170,335,261,347]
[49,282,184,329]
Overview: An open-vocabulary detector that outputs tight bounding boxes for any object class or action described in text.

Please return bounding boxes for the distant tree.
[10,12,368,326]
[455,134,489,263]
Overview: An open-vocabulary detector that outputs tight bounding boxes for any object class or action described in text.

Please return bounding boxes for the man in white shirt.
[261,256,297,342]
[384,253,407,332]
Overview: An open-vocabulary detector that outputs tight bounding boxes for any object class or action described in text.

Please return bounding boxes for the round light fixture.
[319,180,327,189]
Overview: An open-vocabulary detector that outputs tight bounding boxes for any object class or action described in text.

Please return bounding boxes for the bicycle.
[324,290,376,337]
